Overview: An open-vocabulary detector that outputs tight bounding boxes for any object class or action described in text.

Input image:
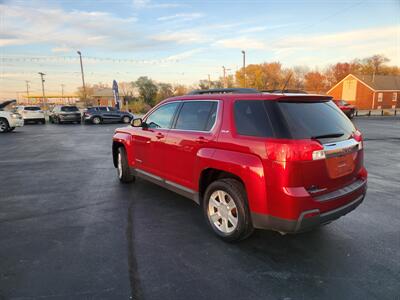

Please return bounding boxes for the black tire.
[40,119,46,124]
[9,127,15,132]
[122,116,131,124]
[203,178,254,242]
[117,147,135,183]
[49,116,53,123]
[0,118,10,133]
[92,116,101,125]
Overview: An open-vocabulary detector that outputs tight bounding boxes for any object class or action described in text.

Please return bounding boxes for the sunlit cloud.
[157,13,203,22]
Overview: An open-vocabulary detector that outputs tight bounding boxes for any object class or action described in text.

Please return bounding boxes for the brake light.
[266,139,325,162]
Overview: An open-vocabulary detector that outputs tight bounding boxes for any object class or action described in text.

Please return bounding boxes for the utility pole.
[61,84,65,97]
[241,50,246,88]
[38,72,46,108]
[77,50,87,106]
[222,66,231,88]
[208,74,211,89]
[25,80,30,104]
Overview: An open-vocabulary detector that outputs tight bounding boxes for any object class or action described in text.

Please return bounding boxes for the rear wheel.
[0,118,10,133]
[203,178,253,242]
[117,147,135,183]
[122,116,131,124]
[40,119,46,124]
[92,116,101,125]
[9,127,15,132]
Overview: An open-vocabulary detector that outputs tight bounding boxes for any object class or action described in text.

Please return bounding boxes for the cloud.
[166,48,204,61]
[157,13,203,22]
[51,46,73,53]
[0,4,139,50]
[133,0,181,9]
[152,31,206,44]
[214,37,267,50]
[239,26,267,33]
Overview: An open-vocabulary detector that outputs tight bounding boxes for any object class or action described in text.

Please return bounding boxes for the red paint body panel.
[113,93,367,227]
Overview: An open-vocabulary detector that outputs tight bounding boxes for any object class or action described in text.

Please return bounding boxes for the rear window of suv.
[277,101,355,139]
[234,100,355,140]
[61,106,79,112]
[24,106,41,111]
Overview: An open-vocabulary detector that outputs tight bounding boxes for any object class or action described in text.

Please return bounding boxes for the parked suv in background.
[83,106,133,124]
[333,100,356,119]
[0,100,24,133]
[49,105,81,124]
[112,88,367,241]
[16,106,46,124]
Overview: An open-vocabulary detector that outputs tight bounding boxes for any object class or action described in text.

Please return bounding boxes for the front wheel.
[0,118,10,133]
[92,117,101,125]
[117,147,135,183]
[122,116,131,124]
[203,178,253,242]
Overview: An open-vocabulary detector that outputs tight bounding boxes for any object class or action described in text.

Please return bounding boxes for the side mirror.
[131,118,144,127]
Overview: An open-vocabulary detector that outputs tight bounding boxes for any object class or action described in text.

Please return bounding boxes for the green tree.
[132,76,158,106]
[156,83,174,104]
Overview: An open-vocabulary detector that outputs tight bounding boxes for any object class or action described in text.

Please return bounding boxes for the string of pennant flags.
[1,56,179,64]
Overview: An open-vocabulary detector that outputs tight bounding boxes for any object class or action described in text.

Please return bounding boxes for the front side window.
[98,107,107,111]
[174,101,217,131]
[146,102,179,129]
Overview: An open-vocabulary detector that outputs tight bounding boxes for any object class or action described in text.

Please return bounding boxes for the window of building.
[392,93,398,102]
[377,93,383,102]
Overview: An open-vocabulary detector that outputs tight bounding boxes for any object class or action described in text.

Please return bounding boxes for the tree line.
[78,54,399,110]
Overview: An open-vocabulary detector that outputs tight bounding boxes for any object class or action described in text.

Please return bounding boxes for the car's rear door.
[163,100,219,190]
[132,101,180,178]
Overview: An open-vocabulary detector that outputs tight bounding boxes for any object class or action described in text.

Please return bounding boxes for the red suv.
[112,89,367,241]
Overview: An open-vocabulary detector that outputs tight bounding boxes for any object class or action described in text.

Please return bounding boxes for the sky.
[0,0,399,99]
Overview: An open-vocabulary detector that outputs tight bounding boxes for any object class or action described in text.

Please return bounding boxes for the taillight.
[352,130,363,150]
[266,139,325,162]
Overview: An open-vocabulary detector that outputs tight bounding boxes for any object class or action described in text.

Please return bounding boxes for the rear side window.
[146,102,179,129]
[174,101,217,131]
[234,100,274,137]
[24,106,41,111]
[98,107,107,111]
[277,101,355,139]
[61,106,79,112]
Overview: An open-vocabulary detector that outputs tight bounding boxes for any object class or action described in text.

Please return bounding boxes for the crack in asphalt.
[126,198,143,300]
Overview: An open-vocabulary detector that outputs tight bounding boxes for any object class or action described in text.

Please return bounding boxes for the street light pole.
[25,80,30,104]
[77,50,87,105]
[241,50,246,88]
[38,72,46,108]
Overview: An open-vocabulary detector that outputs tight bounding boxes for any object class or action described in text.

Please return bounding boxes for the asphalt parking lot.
[0,117,399,300]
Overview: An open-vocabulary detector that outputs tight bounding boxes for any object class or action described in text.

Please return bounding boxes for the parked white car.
[0,100,24,133]
[17,105,46,124]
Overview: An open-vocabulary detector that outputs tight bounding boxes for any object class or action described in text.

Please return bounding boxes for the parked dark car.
[333,100,356,119]
[82,106,133,124]
[49,106,81,124]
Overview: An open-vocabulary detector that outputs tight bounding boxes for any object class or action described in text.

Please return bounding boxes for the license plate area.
[323,139,359,179]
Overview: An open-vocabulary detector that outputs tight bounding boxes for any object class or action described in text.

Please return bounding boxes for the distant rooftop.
[353,74,400,91]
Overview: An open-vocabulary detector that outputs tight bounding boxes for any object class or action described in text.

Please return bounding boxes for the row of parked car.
[0,101,134,133]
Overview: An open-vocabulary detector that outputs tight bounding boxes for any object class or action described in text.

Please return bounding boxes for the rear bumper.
[252,188,366,233]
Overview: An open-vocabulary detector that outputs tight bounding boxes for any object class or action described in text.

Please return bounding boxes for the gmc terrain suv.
[112,88,367,241]
[82,106,133,124]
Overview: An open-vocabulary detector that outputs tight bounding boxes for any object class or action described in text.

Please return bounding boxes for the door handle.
[196,136,208,144]
[156,133,164,139]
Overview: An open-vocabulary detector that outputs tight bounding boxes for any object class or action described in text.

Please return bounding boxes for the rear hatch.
[271,98,363,194]
[60,106,81,117]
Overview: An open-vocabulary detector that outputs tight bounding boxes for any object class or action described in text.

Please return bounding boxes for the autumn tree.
[155,82,174,104]
[304,71,328,93]
[132,76,158,106]
[173,84,188,96]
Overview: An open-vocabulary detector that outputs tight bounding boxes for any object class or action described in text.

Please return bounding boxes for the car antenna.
[280,72,293,94]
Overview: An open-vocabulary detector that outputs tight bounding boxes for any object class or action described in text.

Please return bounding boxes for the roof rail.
[261,89,308,94]
[188,88,259,95]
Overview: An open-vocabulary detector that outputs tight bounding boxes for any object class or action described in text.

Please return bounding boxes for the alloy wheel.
[207,190,238,234]
[0,120,7,132]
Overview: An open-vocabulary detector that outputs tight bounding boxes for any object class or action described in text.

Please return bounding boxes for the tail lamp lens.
[312,150,326,160]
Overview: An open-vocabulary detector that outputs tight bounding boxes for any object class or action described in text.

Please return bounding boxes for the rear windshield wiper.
[311,133,344,139]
